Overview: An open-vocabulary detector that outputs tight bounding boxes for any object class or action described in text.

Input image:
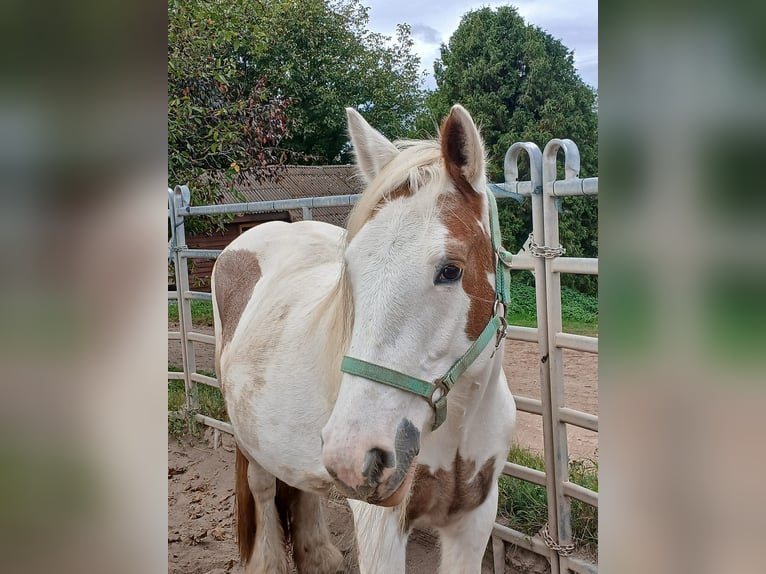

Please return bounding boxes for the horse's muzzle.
[322,418,420,505]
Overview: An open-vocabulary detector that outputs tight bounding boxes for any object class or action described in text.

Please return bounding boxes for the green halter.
[340,186,512,430]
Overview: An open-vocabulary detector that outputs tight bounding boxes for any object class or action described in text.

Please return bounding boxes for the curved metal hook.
[542,139,580,185]
[504,142,543,191]
[173,184,191,209]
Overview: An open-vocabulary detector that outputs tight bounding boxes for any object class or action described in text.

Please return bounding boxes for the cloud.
[410,23,441,44]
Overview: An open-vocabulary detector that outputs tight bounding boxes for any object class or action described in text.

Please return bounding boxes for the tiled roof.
[217,165,364,204]
[206,165,365,228]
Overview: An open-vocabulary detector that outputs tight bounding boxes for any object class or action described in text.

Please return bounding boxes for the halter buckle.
[491,300,508,357]
[430,378,451,429]
[429,377,450,406]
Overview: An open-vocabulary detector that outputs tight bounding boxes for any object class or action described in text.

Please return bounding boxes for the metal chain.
[526,233,566,259]
[539,523,575,556]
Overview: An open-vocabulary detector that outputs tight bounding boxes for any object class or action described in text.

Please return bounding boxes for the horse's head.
[320,105,499,506]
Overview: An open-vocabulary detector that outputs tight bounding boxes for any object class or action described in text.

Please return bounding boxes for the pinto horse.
[211,105,516,573]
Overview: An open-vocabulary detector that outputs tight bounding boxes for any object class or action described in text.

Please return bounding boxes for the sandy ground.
[168,323,597,573]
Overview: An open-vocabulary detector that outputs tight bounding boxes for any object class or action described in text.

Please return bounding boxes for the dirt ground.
[168,324,598,573]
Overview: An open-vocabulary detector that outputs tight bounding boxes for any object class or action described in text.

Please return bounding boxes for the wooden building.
[183,165,363,291]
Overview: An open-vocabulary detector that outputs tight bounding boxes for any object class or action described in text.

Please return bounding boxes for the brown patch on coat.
[438,185,494,341]
[213,249,262,347]
[405,452,497,529]
[439,112,495,341]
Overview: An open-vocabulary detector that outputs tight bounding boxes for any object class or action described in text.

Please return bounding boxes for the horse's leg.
[349,499,407,574]
[237,449,290,574]
[290,490,343,573]
[435,482,499,574]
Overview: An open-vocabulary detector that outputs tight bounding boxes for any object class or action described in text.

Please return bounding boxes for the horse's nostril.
[361,447,395,487]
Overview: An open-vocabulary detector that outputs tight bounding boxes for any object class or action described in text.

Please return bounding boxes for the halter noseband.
[340,186,512,430]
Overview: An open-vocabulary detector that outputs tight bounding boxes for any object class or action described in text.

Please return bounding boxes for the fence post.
[502,142,563,574]
[171,185,200,426]
[542,139,581,566]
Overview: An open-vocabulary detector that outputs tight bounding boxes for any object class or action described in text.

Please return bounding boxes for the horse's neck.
[420,349,508,467]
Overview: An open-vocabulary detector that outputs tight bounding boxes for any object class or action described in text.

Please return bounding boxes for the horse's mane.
[345,139,443,241]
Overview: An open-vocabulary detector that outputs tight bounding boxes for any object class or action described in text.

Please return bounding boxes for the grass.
[498,445,598,554]
[506,281,598,336]
[167,366,228,441]
[167,299,214,326]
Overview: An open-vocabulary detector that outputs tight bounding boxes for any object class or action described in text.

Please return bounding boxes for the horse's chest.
[405,453,496,529]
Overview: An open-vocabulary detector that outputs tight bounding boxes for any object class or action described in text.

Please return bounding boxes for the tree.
[168,0,299,231]
[417,6,598,292]
[168,0,427,226]
[250,0,426,162]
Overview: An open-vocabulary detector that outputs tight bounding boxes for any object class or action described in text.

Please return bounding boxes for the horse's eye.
[436,264,463,284]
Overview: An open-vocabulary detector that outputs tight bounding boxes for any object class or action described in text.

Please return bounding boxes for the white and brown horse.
[212,105,516,573]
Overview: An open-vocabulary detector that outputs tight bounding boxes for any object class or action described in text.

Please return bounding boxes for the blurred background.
[600,1,766,572]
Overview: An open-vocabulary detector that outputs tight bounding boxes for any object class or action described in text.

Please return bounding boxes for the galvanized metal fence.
[488,140,598,574]
[167,139,598,574]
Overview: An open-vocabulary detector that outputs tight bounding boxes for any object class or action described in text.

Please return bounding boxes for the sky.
[360,0,597,91]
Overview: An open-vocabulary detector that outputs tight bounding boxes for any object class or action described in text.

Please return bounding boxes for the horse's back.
[216,219,344,278]
[212,220,345,491]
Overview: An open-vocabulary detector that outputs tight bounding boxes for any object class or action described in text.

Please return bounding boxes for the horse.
[211,104,516,573]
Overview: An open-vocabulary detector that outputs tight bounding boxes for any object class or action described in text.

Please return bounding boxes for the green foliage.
[568,457,599,549]
[420,6,598,294]
[247,0,426,162]
[168,0,426,233]
[498,445,598,553]
[506,280,598,334]
[168,300,214,326]
[167,372,228,441]
[169,0,299,234]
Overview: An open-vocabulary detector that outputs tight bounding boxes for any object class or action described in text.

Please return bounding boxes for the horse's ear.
[346,108,399,182]
[440,105,486,192]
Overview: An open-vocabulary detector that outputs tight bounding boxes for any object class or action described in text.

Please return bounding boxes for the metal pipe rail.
[550,177,598,197]
[183,291,212,302]
[492,523,554,560]
[194,413,233,435]
[178,193,362,217]
[492,180,536,197]
[505,325,539,343]
[559,407,598,433]
[190,372,219,389]
[180,249,222,259]
[514,396,544,416]
[507,253,535,271]
[551,257,598,275]
[503,461,547,487]
[187,332,215,346]
[555,332,598,354]
[562,481,598,508]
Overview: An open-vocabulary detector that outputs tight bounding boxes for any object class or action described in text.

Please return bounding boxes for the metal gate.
[489,140,598,574]
[167,139,598,574]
